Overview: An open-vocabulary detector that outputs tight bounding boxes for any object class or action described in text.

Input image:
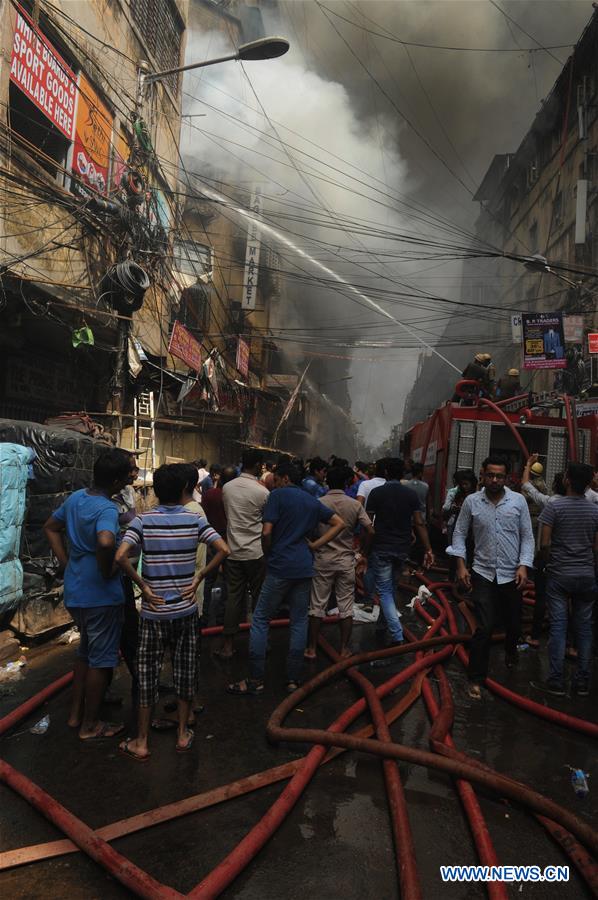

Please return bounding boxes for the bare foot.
[67,717,82,729]
[304,648,316,659]
[339,647,353,659]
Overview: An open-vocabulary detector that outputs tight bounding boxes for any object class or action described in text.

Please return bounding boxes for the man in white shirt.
[448,456,534,700]
[219,449,269,658]
[357,458,387,507]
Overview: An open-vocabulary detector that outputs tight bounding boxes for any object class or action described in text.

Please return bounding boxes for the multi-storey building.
[404,9,598,429]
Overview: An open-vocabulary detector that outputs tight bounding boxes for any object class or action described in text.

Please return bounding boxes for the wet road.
[0,597,596,899]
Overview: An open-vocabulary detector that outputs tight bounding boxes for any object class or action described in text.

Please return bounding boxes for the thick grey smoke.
[183,1,592,450]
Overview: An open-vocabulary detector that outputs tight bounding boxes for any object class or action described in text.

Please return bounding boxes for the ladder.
[455,421,476,470]
[134,390,156,474]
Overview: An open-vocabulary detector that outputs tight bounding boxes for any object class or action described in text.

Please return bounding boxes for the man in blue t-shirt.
[228,461,345,695]
[301,457,328,498]
[44,448,132,741]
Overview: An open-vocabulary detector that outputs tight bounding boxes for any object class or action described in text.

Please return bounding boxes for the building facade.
[404,9,598,429]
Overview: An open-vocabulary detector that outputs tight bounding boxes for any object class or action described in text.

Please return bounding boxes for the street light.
[141,36,290,86]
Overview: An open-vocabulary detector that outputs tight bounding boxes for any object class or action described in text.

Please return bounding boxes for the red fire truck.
[403,383,598,528]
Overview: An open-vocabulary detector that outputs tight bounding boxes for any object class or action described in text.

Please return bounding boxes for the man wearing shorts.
[305,466,373,659]
[44,448,132,740]
[116,464,229,760]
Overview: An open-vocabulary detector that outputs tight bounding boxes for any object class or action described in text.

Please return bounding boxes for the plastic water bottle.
[569,768,590,799]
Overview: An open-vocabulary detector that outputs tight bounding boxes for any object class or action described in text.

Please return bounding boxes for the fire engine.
[403,381,598,528]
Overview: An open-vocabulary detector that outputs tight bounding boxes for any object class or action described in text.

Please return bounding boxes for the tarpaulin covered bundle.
[0,421,112,584]
[0,443,36,612]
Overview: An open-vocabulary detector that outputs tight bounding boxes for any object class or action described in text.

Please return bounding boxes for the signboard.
[588,333,598,354]
[265,374,299,391]
[71,73,111,194]
[236,338,250,378]
[242,187,262,310]
[576,399,598,418]
[10,5,76,139]
[424,440,438,467]
[522,312,566,370]
[168,320,202,372]
[510,313,522,345]
[563,314,584,343]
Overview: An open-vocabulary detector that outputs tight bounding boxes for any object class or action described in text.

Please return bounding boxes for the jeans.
[249,574,311,683]
[467,574,521,683]
[546,574,596,684]
[371,552,405,643]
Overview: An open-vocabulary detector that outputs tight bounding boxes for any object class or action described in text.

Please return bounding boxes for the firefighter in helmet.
[453,352,495,401]
[496,368,522,400]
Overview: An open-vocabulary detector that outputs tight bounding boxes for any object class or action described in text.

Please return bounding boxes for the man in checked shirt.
[447,456,535,700]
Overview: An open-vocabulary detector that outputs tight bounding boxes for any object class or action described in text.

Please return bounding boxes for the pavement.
[0,595,596,899]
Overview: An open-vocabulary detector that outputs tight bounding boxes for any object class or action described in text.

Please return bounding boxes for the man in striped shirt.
[116,464,229,760]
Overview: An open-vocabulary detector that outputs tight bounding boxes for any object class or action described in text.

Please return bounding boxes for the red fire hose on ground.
[1,601,597,897]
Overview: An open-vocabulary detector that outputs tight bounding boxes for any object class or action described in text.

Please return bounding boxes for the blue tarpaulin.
[0,443,35,612]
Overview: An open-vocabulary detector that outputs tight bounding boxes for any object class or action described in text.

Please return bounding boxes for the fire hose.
[0,604,596,897]
[404,593,598,894]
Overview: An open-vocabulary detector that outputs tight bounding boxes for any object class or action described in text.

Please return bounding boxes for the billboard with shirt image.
[522,312,566,369]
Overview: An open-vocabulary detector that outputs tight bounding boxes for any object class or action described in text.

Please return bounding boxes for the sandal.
[176,728,194,753]
[286,680,300,694]
[79,721,124,741]
[118,738,150,762]
[226,679,264,696]
[467,683,482,701]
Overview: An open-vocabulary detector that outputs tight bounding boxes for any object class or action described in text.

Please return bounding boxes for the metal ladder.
[134,390,156,473]
[456,421,476,470]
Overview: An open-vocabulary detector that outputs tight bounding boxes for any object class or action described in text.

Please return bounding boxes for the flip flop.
[286,681,300,694]
[151,718,177,732]
[79,721,124,741]
[119,738,150,762]
[176,728,194,753]
[226,679,264,696]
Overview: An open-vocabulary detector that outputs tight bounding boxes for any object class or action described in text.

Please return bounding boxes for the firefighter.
[496,368,521,400]
[453,353,495,401]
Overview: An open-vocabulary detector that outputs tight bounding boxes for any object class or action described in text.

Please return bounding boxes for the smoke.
[182,1,593,451]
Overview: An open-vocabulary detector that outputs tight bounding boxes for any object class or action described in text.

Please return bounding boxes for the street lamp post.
[138,36,290,97]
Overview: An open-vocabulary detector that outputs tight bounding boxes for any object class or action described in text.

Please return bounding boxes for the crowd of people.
[42,445,596,760]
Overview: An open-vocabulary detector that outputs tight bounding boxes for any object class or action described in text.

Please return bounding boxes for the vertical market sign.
[10,4,76,140]
[71,73,112,195]
[522,312,567,370]
[242,187,262,310]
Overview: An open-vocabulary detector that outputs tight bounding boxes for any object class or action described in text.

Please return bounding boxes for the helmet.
[531,462,544,475]
[508,368,519,376]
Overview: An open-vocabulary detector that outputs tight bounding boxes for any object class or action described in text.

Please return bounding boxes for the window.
[172,240,213,280]
[8,82,70,180]
[130,0,184,95]
[175,284,210,338]
[553,190,563,227]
